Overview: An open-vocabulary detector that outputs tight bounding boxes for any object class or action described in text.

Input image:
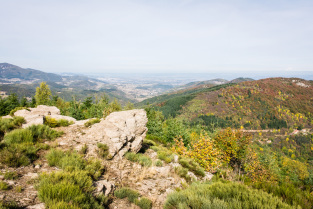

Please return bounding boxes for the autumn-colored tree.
[244,148,277,183]
[172,132,221,172]
[281,156,309,182]
[35,82,51,105]
[214,128,252,171]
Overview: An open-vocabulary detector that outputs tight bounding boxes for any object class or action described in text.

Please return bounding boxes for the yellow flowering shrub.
[172,132,221,172]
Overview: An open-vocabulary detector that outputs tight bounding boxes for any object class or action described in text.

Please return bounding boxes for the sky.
[0,0,313,74]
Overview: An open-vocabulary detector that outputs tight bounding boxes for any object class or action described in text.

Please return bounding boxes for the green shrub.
[46,149,65,167]
[164,181,296,209]
[155,160,163,167]
[179,158,205,177]
[251,181,313,209]
[97,143,109,159]
[157,151,172,163]
[0,116,25,134]
[9,107,27,116]
[0,144,34,167]
[15,185,23,193]
[46,149,86,171]
[46,149,105,180]
[114,187,140,203]
[4,129,33,144]
[125,152,152,167]
[44,116,74,128]
[37,171,99,208]
[174,166,192,182]
[4,171,19,180]
[84,118,101,127]
[0,181,9,190]
[4,125,62,145]
[79,144,88,155]
[0,200,19,208]
[150,145,160,152]
[44,201,81,209]
[27,124,63,141]
[143,139,156,147]
[138,155,152,167]
[125,152,138,162]
[85,159,105,180]
[135,197,152,209]
[115,187,152,209]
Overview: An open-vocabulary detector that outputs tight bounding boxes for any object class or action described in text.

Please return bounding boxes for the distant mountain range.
[0,63,109,89]
[0,63,131,103]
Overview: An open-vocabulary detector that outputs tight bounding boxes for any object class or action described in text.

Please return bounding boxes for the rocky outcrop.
[94,180,115,196]
[79,109,148,158]
[13,105,148,158]
[14,105,76,128]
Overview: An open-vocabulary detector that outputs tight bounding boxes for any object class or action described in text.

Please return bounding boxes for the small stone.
[35,164,41,169]
[187,171,197,181]
[173,155,179,163]
[0,194,5,200]
[6,180,15,185]
[25,173,39,179]
[94,180,115,196]
[203,172,214,181]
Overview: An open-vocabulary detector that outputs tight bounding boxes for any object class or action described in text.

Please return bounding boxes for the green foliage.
[44,116,73,128]
[9,107,27,117]
[0,142,39,167]
[114,187,140,203]
[135,198,152,209]
[14,185,23,193]
[125,152,152,167]
[157,150,173,164]
[162,118,190,143]
[0,200,20,209]
[35,82,51,105]
[46,149,104,180]
[79,144,88,155]
[145,107,164,138]
[155,160,163,167]
[84,118,101,127]
[196,115,239,132]
[4,171,19,180]
[164,181,296,209]
[46,149,85,171]
[85,158,105,180]
[124,101,134,110]
[27,124,63,141]
[37,170,104,209]
[0,93,20,116]
[4,129,33,145]
[174,166,192,182]
[0,181,9,190]
[0,116,25,139]
[97,143,109,159]
[251,181,313,209]
[179,158,205,177]
[3,124,62,146]
[159,95,195,118]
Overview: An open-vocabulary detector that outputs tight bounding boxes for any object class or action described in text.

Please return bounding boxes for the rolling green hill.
[139,77,313,130]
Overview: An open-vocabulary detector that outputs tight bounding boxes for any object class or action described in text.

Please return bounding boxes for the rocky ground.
[1,106,212,209]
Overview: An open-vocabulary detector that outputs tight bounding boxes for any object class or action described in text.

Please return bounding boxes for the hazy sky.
[1,0,313,74]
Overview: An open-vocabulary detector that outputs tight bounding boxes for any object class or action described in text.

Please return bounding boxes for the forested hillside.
[141,78,313,131]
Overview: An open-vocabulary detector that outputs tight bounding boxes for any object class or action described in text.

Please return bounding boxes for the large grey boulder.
[82,109,148,158]
[14,105,76,128]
